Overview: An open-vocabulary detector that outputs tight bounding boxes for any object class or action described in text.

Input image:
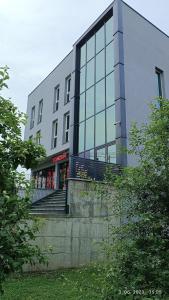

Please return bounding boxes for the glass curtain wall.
[78,16,116,163]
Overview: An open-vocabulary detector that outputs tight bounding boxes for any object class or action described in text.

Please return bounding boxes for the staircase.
[30,190,67,216]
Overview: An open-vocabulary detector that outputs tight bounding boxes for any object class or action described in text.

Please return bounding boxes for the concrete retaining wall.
[24,179,115,271]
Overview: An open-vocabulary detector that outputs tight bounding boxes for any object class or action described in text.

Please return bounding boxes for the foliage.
[0,66,46,294]
[99,98,169,299]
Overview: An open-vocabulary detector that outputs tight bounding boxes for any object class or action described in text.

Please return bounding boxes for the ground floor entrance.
[58,161,69,189]
[33,150,69,190]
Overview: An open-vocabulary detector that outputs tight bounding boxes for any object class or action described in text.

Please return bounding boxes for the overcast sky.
[1,0,169,115]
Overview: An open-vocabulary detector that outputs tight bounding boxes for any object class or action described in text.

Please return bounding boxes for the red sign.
[51,152,68,164]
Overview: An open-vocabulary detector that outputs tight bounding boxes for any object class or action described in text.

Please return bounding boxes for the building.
[24,0,169,192]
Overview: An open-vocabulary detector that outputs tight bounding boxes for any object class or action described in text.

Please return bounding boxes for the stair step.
[31,207,65,212]
[44,196,66,200]
[33,203,65,208]
[35,201,65,205]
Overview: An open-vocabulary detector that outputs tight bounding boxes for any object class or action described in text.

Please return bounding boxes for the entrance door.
[59,162,69,190]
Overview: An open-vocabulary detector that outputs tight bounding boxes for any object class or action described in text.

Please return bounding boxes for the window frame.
[37,99,43,124]
[36,130,41,145]
[30,106,35,129]
[63,112,70,143]
[53,85,60,112]
[51,119,58,149]
[155,67,163,98]
[65,75,71,104]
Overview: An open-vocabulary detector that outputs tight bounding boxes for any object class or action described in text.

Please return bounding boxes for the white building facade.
[24,0,169,191]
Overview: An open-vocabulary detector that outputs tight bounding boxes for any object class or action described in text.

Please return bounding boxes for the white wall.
[122,2,169,165]
[24,51,73,157]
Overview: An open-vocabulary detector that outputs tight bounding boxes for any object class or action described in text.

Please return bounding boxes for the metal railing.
[69,155,121,181]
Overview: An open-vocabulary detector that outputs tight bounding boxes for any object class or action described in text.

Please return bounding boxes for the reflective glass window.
[87,36,95,61]
[106,17,113,45]
[96,26,105,54]
[79,122,85,153]
[79,93,85,122]
[106,72,115,107]
[80,66,86,94]
[86,59,94,89]
[80,44,86,67]
[96,50,105,82]
[86,86,94,118]
[86,117,94,150]
[96,111,105,147]
[96,79,105,113]
[106,41,114,75]
[85,149,94,160]
[96,147,106,162]
[106,106,115,142]
[108,144,116,163]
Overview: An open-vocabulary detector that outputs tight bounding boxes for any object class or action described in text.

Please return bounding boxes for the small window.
[155,68,163,98]
[38,99,43,124]
[30,106,35,129]
[63,113,70,143]
[54,85,59,112]
[65,75,71,104]
[36,130,41,145]
[29,135,33,140]
[52,120,58,149]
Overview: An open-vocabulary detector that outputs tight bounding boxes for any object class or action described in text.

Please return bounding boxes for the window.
[30,106,35,129]
[155,68,163,97]
[95,111,105,147]
[80,44,86,67]
[80,67,86,94]
[52,120,58,148]
[36,130,41,145]
[86,117,94,150]
[95,79,105,113]
[29,135,33,140]
[64,113,70,143]
[108,144,116,163]
[106,16,113,45]
[96,147,106,162]
[106,72,115,107]
[79,122,85,153]
[106,41,114,75]
[96,49,105,82]
[38,99,43,124]
[87,36,95,61]
[78,16,115,160]
[86,59,94,89]
[96,26,104,54]
[106,105,115,142]
[54,85,59,112]
[65,75,71,104]
[79,93,85,122]
[86,86,94,118]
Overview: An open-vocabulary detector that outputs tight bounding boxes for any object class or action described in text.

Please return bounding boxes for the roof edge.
[28,50,73,97]
[123,1,169,39]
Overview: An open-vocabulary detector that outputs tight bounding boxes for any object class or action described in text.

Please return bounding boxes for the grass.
[1,266,106,300]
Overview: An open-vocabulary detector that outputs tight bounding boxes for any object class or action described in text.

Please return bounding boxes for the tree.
[0,67,46,294]
[101,98,169,299]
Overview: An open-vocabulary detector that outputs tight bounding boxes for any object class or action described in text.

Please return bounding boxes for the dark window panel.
[95,79,105,113]
[86,117,94,150]
[106,72,115,107]
[95,111,105,147]
[106,16,113,45]
[106,41,114,75]
[96,25,105,54]
[96,50,105,82]
[106,105,115,143]
[86,86,94,118]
